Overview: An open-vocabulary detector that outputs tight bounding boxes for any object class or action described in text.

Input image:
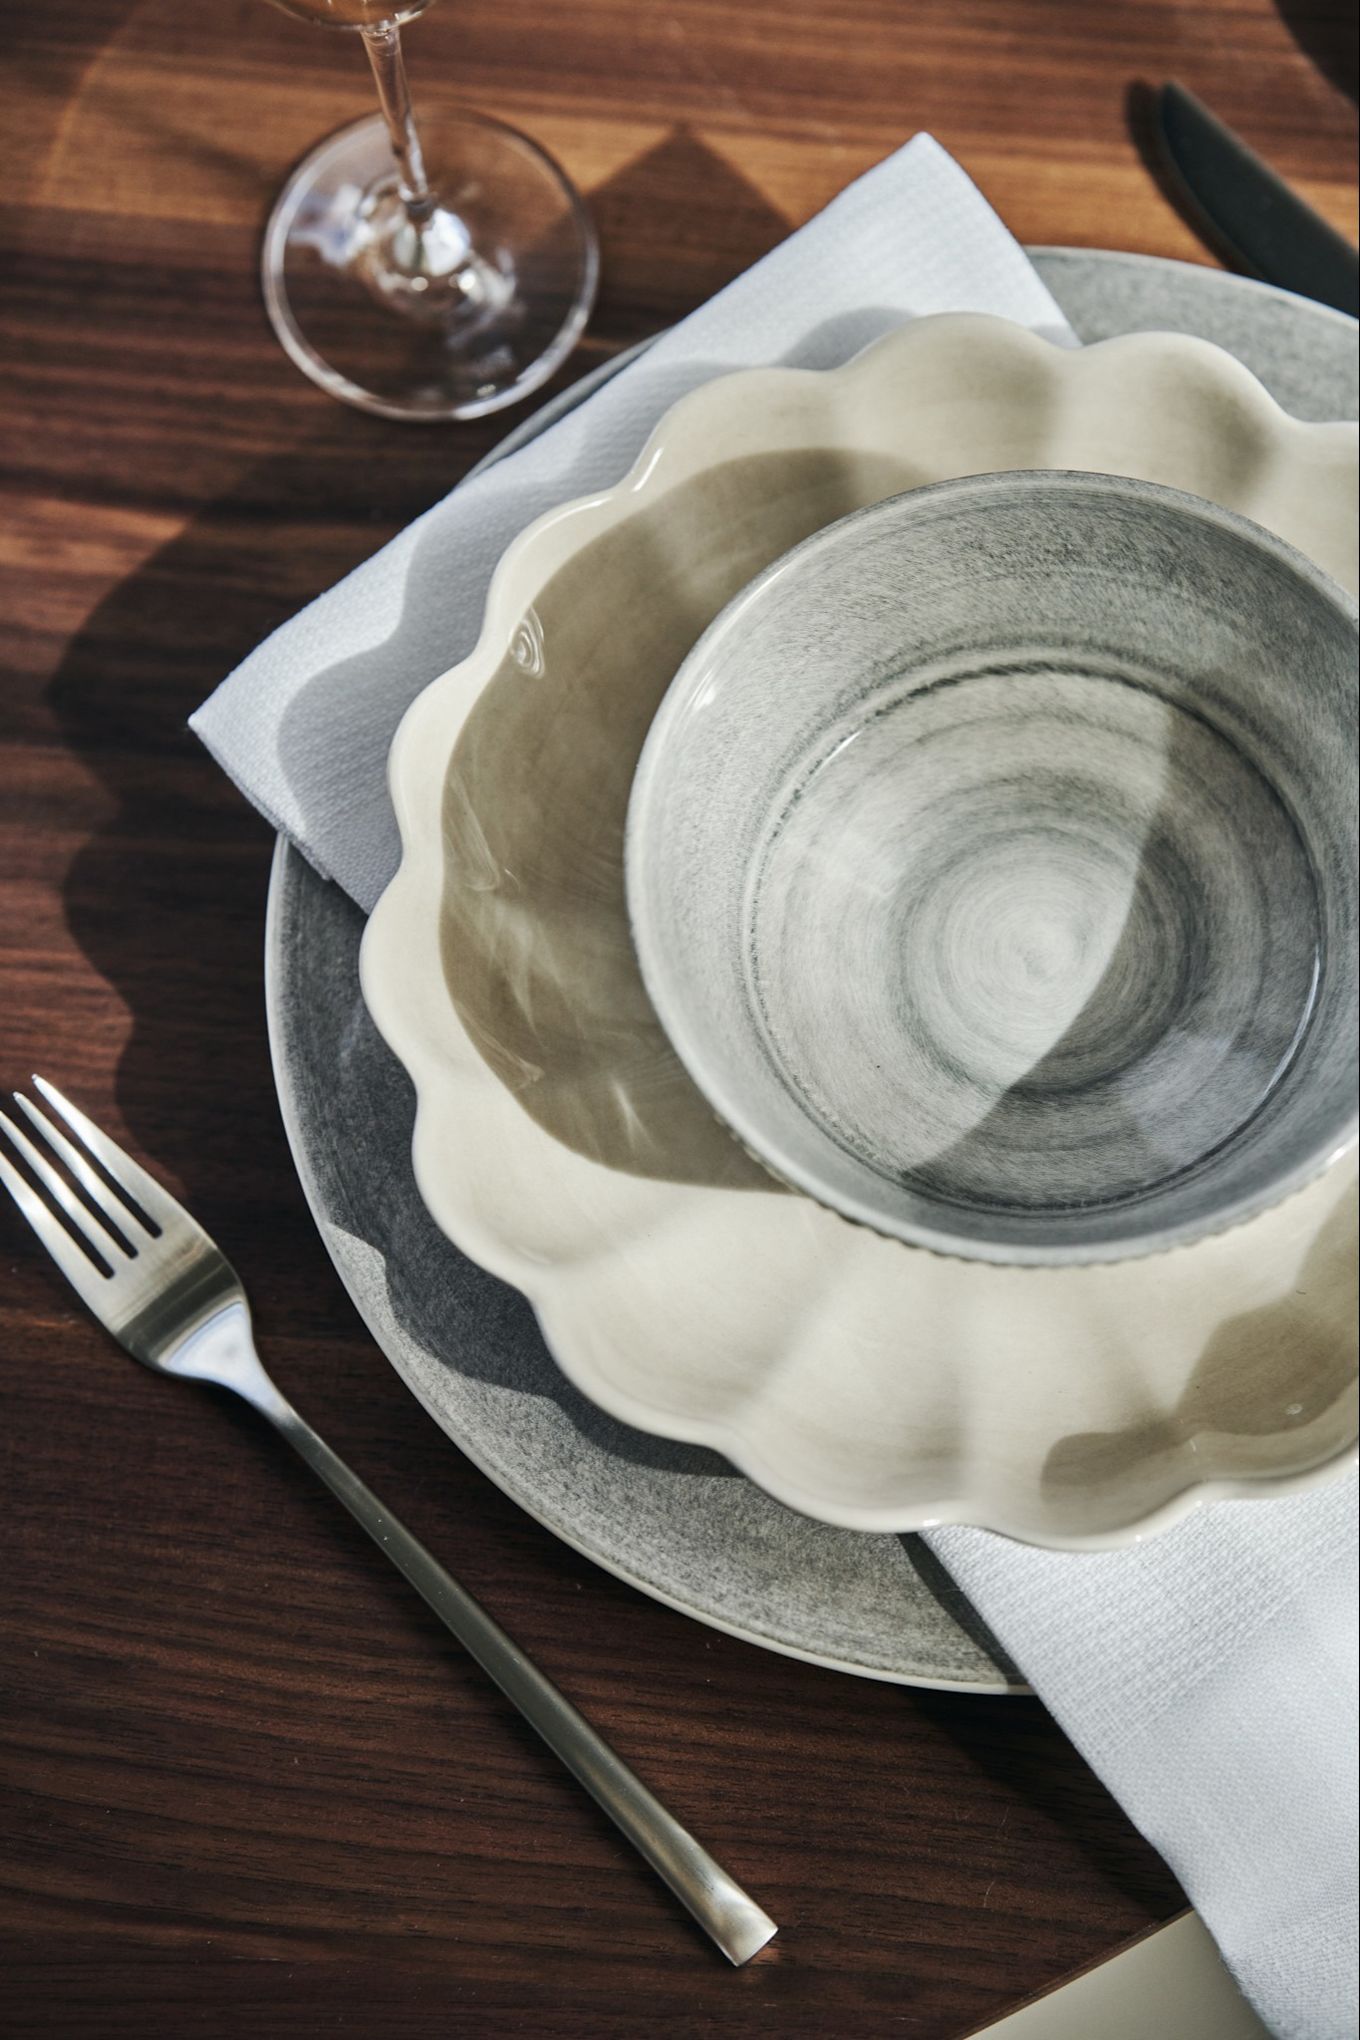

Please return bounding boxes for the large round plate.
[267,249,1358,1689]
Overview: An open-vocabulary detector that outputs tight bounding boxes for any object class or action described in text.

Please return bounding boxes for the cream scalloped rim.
[362,314,1359,1549]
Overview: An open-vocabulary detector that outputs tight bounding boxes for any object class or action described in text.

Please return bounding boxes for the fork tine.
[13,1094,143,1248]
[0,1109,131,1268]
[0,1144,118,1313]
[31,1075,177,1235]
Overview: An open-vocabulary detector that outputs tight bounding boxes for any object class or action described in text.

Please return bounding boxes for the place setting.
[3,0,1357,2032]
[194,105,1360,2028]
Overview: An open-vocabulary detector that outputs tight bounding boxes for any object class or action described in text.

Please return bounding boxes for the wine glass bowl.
[260,3,598,419]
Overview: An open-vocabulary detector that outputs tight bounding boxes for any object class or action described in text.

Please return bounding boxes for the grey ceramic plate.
[266,249,1358,1691]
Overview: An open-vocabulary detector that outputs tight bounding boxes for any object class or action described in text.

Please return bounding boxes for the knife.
[1156,81,1359,318]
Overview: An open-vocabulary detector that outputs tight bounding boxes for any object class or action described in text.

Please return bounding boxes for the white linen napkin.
[934,1482,1358,2040]
[192,135,1358,2039]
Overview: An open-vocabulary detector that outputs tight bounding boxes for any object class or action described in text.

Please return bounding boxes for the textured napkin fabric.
[934,1482,1359,2040]
[191,135,1071,912]
[192,136,1359,2039]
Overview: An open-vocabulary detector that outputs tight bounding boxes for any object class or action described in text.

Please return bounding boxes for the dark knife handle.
[1158,82,1359,320]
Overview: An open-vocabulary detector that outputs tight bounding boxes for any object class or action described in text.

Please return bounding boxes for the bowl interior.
[627,472,1359,1264]
[367,310,1360,1543]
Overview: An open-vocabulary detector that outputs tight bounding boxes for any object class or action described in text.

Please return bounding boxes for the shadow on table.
[1273,0,1358,102]
[906,1676,1188,1920]
[43,455,319,1219]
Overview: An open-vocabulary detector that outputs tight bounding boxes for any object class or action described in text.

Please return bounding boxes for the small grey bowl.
[626,472,1359,1266]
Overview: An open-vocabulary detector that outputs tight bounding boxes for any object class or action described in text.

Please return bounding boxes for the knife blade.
[1156,81,1359,319]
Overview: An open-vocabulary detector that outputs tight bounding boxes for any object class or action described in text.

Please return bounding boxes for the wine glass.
[260,0,598,421]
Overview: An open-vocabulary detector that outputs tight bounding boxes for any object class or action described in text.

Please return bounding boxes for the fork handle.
[262,1397,777,1965]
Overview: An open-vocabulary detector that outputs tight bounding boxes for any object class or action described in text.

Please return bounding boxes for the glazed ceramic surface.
[272,255,1356,1676]
[627,472,1359,1264]
[361,307,1359,1549]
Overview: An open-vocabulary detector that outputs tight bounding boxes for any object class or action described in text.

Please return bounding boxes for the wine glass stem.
[361,24,435,225]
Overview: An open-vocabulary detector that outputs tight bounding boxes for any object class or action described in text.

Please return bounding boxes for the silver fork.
[0,1076,777,1966]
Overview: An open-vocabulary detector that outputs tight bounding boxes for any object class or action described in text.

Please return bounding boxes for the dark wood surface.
[0,2,1354,2034]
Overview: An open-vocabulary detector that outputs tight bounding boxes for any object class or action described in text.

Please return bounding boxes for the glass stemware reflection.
[261,0,598,420]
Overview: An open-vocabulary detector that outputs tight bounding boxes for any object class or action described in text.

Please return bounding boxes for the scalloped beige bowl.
[362,314,1359,1548]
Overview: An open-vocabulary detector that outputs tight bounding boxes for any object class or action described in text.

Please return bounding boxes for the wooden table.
[1,3,1354,2032]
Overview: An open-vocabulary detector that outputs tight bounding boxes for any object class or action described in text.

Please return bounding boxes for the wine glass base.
[262,110,599,421]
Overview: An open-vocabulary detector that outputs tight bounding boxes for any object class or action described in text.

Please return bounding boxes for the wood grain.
[0,1,1353,2033]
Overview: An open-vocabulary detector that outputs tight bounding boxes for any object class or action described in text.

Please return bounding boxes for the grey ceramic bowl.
[626,471,1359,1265]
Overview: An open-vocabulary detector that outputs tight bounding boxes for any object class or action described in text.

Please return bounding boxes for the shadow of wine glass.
[1273,0,1358,103]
